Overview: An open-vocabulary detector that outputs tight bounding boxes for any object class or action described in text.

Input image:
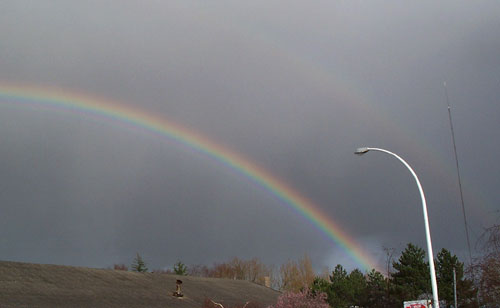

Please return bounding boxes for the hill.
[0,260,280,307]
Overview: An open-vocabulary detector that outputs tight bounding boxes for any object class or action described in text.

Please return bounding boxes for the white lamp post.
[355,147,439,308]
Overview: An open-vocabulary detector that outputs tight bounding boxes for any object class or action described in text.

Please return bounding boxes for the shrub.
[113,264,128,271]
[268,288,329,308]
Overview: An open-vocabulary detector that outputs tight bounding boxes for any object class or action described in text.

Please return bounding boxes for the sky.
[1,0,499,273]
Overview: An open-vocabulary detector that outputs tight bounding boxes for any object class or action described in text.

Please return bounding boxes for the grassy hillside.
[0,260,280,307]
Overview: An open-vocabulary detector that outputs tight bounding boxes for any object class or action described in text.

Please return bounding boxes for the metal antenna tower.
[443,82,473,265]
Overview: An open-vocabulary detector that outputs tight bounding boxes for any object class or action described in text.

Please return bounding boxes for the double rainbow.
[0,84,378,271]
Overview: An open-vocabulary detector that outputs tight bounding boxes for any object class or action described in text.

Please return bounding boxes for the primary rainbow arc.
[0,84,378,271]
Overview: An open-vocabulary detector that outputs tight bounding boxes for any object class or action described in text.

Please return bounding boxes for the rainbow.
[0,84,379,271]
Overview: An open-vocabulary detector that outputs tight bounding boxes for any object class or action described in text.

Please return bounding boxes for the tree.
[477,255,500,307]
[347,268,368,306]
[312,265,396,308]
[188,264,210,277]
[191,257,273,287]
[173,261,188,275]
[229,257,248,280]
[268,288,329,308]
[365,269,388,308]
[311,276,330,296]
[327,264,350,308]
[246,257,270,284]
[457,274,478,308]
[383,246,396,305]
[131,253,148,273]
[114,263,128,271]
[211,261,235,279]
[436,248,460,306]
[436,248,476,307]
[392,243,431,302]
[476,224,500,306]
[278,254,315,292]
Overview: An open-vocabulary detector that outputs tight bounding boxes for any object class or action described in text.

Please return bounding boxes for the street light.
[355,147,439,308]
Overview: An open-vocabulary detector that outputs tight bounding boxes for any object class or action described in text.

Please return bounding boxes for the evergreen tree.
[366,269,387,308]
[329,264,350,308]
[347,268,368,306]
[436,248,477,308]
[436,248,460,306]
[312,266,369,308]
[311,276,330,296]
[392,243,431,302]
[131,253,148,273]
[173,261,188,275]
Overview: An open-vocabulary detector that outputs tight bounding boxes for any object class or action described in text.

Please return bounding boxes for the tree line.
[116,224,499,307]
[310,244,476,308]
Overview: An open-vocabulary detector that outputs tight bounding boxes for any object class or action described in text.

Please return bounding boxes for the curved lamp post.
[355,147,439,308]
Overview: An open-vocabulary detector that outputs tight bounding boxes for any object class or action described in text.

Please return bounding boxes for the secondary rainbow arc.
[0,84,379,271]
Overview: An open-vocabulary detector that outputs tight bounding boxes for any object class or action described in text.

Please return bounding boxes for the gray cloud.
[1,0,499,271]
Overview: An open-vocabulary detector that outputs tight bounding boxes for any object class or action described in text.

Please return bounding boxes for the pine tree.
[347,268,368,307]
[328,264,350,308]
[173,261,188,275]
[436,248,459,306]
[131,253,148,273]
[436,248,477,308]
[366,269,387,308]
[392,243,431,302]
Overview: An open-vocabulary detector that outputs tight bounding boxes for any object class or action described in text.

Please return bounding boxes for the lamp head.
[354,147,370,155]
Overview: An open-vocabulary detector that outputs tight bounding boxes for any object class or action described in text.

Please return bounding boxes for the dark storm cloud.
[1,0,499,271]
